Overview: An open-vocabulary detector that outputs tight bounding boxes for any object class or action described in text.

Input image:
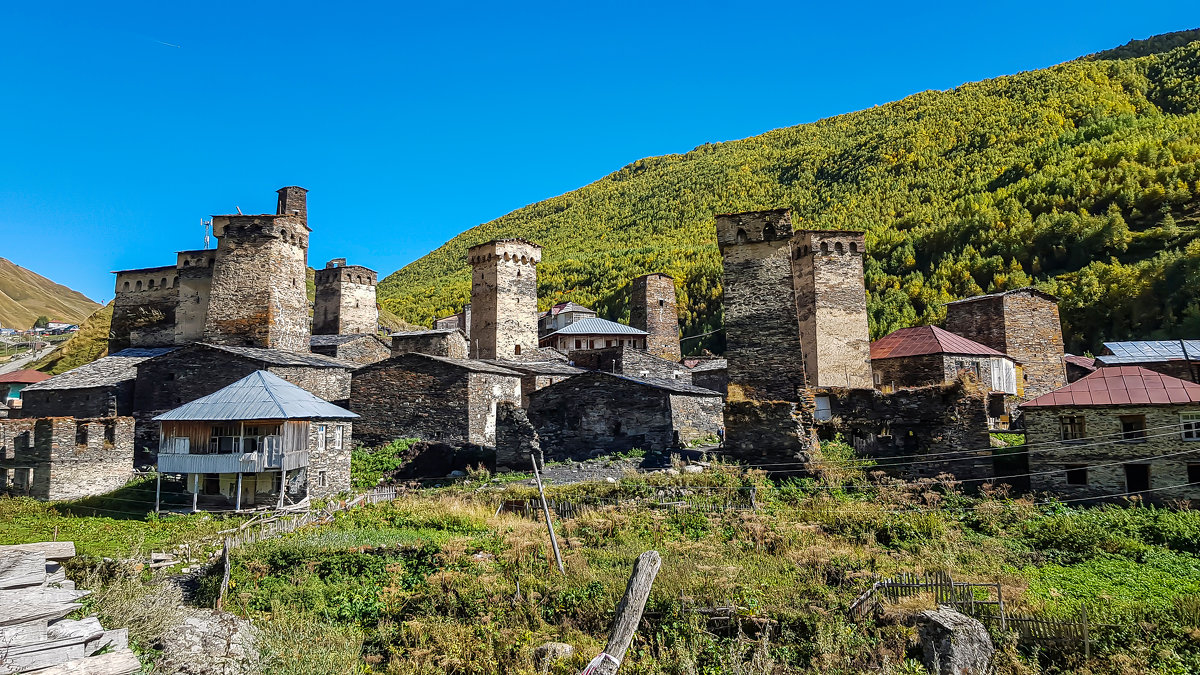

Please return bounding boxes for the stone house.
[539,317,648,352]
[155,371,356,510]
[390,329,469,359]
[1094,340,1200,383]
[870,325,1019,395]
[538,301,597,336]
[0,417,135,501]
[943,288,1067,400]
[1065,355,1097,383]
[569,345,691,382]
[480,359,583,407]
[350,353,522,448]
[527,371,724,459]
[433,304,470,338]
[1021,366,1200,502]
[0,369,51,408]
[685,358,728,396]
[310,334,391,365]
[132,343,355,456]
[20,347,178,419]
[0,401,8,419]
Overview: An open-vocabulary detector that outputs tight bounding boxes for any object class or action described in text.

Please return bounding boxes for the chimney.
[276,186,308,219]
[326,258,347,269]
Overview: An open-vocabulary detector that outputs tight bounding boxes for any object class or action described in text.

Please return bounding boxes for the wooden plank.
[593,551,662,675]
[0,588,90,607]
[0,619,49,648]
[0,551,48,590]
[0,602,84,627]
[2,635,91,671]
[23,649,141,675]
[0,542,75,562]
[86,629,129,656]
[47,616,104,641]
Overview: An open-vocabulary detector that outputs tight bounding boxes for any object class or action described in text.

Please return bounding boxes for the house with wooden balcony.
[152,370,357,512]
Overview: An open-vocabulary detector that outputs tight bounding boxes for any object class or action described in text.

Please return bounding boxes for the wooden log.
[24,649,142,675]
[47,616,104,641]
[0,619,49,648]
[593,550,662,675]
[0,602,83,627]
[86,628,129,655]
[0,542,76,562]
[0,550,48,590]
[0,588,90,607]
[1,635,93,671]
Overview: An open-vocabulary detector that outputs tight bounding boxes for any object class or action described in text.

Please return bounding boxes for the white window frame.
[317,470,328,488]
[1182,412,1200,441]
[316,424,327,452]
[333,425,344,450]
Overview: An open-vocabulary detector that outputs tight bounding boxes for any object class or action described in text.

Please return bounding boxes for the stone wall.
[793,230,873,389]
[872,354,1001,391]
[668,393,723,443]
[723,399,817,464]
[350,355,473,447]
[390,330,469,359]
[469,240,541,359]
[0,417,135,500]
[1025,403,1200,502]
[629,273,681,360]
[310,335,391,366]
[690,365,728,396]
[111,266,179,351]
[313,260,378,335]
[270,366,352,405]
[569,346,691,382]
[174,250,217,344]
[307,420,353,499]
[944,290,1067,400]
[495,402,541,470]
[717,210,807,401]
[466,372,522,447]
[21,384,129,420]
[203,208,310,352]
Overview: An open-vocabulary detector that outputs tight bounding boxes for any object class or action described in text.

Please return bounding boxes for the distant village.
[2,187,1198,509]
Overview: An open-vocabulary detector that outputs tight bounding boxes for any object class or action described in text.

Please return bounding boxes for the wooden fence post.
[591,551,663,675]
[216,537,231,611]
[530,451,565,575]
[1081,604,1090,659]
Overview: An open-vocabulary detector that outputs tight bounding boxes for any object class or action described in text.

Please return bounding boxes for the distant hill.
[0,258,100,330]
[377,31,1200,355]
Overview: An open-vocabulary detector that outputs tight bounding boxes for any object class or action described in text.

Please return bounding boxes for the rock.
[533,641,574,666]
[605,477,617,484]
[449,470,467,477]
[158,610,257,675]
[683,465,704,474]
[917,606,994,675]
[664,468,680,476]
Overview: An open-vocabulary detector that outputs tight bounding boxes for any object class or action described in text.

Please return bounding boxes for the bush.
[350,438,419,489]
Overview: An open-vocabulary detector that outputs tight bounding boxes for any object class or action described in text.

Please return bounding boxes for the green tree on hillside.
[32,316,49,329]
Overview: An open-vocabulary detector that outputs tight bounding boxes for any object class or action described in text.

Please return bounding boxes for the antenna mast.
[203,218,212,250]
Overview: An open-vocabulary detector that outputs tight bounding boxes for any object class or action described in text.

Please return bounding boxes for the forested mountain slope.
[377,33,1200,355]
[0,258,100,330]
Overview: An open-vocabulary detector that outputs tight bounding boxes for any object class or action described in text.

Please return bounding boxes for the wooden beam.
[0,542,76,562]
[593,550,662,675]
[0,601,82,627]
[0,550,48,589]
[24,648,141,675]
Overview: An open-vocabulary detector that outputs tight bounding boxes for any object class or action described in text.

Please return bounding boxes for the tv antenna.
[203,219,212,249]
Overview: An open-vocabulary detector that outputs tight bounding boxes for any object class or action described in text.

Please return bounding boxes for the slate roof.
[1097,340,1200,364]
[688,358,727,372]
[310,333,377,347]
[154,370,358,421]
[389,329,461,338]
[193,344,354,369]
[0,369,51,385]
[540,301,595,318]
[870,326,1007,360]
[608,372,722,396]
[23,347,178,391]
[366,352,522,376]
[482,359,584,376]
[944,287,1058,305]
[1020,366,1200,409]
[542,317,647,338]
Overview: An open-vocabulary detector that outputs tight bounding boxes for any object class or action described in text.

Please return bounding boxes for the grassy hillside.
[377,32,1200,355]
[0,257,100,330]
[32,302,113,375]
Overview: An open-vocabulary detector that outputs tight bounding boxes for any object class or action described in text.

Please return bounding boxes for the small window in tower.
[835,242,844,254]
[122,281,130,291]
[850,242,859,253]
[659,299,665,307]
[736,228,747,244]
[820,242,829,253]
[515,345,522,355]
[136,280,142,291]
[160,277,167,288]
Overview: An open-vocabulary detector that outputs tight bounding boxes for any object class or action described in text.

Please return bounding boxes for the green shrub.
[350,438,419,489]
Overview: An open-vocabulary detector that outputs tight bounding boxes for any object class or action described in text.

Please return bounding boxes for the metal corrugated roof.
[542,317,647,338]
[1101,340,1200,361]
[870,325,1007,360]
[1020,366,1200,408]
[153,370,358,421]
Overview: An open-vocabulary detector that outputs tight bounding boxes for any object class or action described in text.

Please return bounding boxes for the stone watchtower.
[792,230,873,388]
[468,239,541,359]
[314,258,379,335]
[716,210,807,400]
[944,288,1067,399]
[629,273,681,360]
[202,186,311,352]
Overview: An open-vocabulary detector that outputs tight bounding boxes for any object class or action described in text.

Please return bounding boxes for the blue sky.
[1,1,1195,304]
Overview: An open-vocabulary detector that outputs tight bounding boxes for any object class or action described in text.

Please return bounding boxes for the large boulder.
[158,609,257,675]
[917,606,994,675]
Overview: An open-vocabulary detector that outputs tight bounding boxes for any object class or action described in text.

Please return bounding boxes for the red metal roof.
[870,325,1006,360]
[1020,366,1200,408]
[0,369,51,385]
[1064,354,1097,371]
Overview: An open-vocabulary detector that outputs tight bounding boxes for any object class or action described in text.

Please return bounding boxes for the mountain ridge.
[376,31,1200,354]
[0,258,101,330]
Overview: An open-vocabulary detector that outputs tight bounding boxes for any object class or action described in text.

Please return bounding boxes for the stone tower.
[313,258,379,335]
[716,209,806,401]
[792,230,873,388]
[202,186,311,352]
[468,239,541,359]
[629,273,681,360]
[944,288,1067,399]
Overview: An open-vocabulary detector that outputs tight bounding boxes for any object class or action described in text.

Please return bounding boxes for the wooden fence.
[846,570,1092,655]
[496,487,757,520]
[216,486,402,550]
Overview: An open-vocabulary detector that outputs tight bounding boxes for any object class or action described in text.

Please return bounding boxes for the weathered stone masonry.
[313,258,378,336]
[0,417,135,501]
[793,230,873,389]
[469,239,542,359]
[629,273,681,360]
